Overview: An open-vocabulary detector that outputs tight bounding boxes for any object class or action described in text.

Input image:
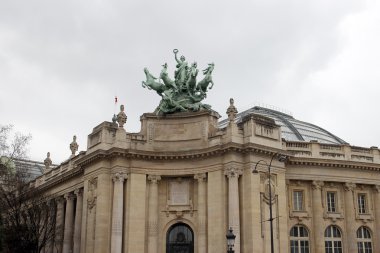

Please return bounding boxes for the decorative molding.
[262,180,276,204]
[74,144,290,168]
[288,160,380,172]
[148,123,154,143]
[64,192,75,201]
[311,180,324,190]
[224,167,243,178]
[374,185,380,193]
[112,172,127,183]
[194,173,207,182]
[56,196,65,205]
[344,182,356,192]
[147,174,161,184]
[87,177,98,210]
[74,188,83,197]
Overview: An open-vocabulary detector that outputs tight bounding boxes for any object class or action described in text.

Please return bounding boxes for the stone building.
[30,104,380,253]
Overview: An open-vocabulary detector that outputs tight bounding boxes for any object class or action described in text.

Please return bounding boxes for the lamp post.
[252,153,287,253]
[226,227,236,253]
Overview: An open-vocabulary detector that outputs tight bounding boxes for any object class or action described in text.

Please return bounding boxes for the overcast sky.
[1,0,379,163]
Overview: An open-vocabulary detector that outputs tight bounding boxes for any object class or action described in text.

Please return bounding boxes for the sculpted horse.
[196,63,214,93]
[142,68,167,96]
[159,63,177,90]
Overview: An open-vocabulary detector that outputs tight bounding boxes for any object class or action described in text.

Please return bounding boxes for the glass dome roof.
[219,106,347,145]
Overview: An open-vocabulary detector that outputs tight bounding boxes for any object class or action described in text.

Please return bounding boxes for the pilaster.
[344,182,356,252]
[94,173,112,253]
[311,180,324,253]
[207,170,226,253]
[111,173,127,253]
[147,174,161,253]
[225,167,243,253]
[373,185,380,251]
[126,173,147,253]
[194,173,207,253]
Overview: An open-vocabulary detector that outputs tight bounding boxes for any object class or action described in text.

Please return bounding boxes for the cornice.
[288,157,380,172]
[75,143,290,169]
[35,166,84,191]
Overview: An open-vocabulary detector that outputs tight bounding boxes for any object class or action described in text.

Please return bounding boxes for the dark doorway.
[166,223,194,253]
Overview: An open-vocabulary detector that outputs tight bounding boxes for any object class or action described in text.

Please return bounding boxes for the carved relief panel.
[165,177,194,217]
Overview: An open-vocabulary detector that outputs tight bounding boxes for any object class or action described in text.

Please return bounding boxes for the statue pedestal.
[140,110,220,152]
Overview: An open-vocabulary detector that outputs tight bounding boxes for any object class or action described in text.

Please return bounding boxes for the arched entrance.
[166,223,194,253]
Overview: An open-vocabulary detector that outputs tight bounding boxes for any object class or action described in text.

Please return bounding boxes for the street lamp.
[252,153,287,253]
[226,227,236,253]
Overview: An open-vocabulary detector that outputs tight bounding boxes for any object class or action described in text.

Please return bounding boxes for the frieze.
[74,143,289,168]
[288,159,380,172]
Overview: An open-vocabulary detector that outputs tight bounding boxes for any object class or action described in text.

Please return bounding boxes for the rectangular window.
[327,192,337,213]
[358,194,367,214]
[293,191,303,211]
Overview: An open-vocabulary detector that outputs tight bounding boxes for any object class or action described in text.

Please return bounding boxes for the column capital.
[311,180,324,190]
[112,172,127,183]
[74,188,83,197]
[374,185,380,193]
[56,196,65,204]
[147,174,161,184]
[224,167,243,178]
[64,192,75,201]
[344,182,356,192]
[194,173,207,182]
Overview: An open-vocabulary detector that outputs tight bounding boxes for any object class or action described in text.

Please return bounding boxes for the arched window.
[325,225,342,253]
[166,223,194,253]
[290,225,309,253]
[357,226,372,253]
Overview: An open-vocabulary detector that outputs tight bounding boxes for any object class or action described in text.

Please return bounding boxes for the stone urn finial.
[70,135,79,156]
[44,152,52,172]
[226,98,238,122]
[117,104,127,128]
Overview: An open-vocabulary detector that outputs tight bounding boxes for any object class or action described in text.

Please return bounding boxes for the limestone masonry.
[31,104,380,253]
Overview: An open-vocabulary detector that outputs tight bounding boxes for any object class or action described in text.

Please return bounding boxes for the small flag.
[115,96,118,104]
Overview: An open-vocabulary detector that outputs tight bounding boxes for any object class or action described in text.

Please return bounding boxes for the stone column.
[311,180,324,253]
[344,182,356,252]
[373,185,380,251]
[54,196,65,253]
[62,193,75,253]
[147,175,161,253]
[225,167,243,253]
[194,173,207,253]
[111,173,126,253]
[73,189,83,253]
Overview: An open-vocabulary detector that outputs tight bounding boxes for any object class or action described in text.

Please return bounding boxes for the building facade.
[30,104,380,253]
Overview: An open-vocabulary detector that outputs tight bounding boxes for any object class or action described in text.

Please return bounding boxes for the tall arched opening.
[166,222,194,253]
